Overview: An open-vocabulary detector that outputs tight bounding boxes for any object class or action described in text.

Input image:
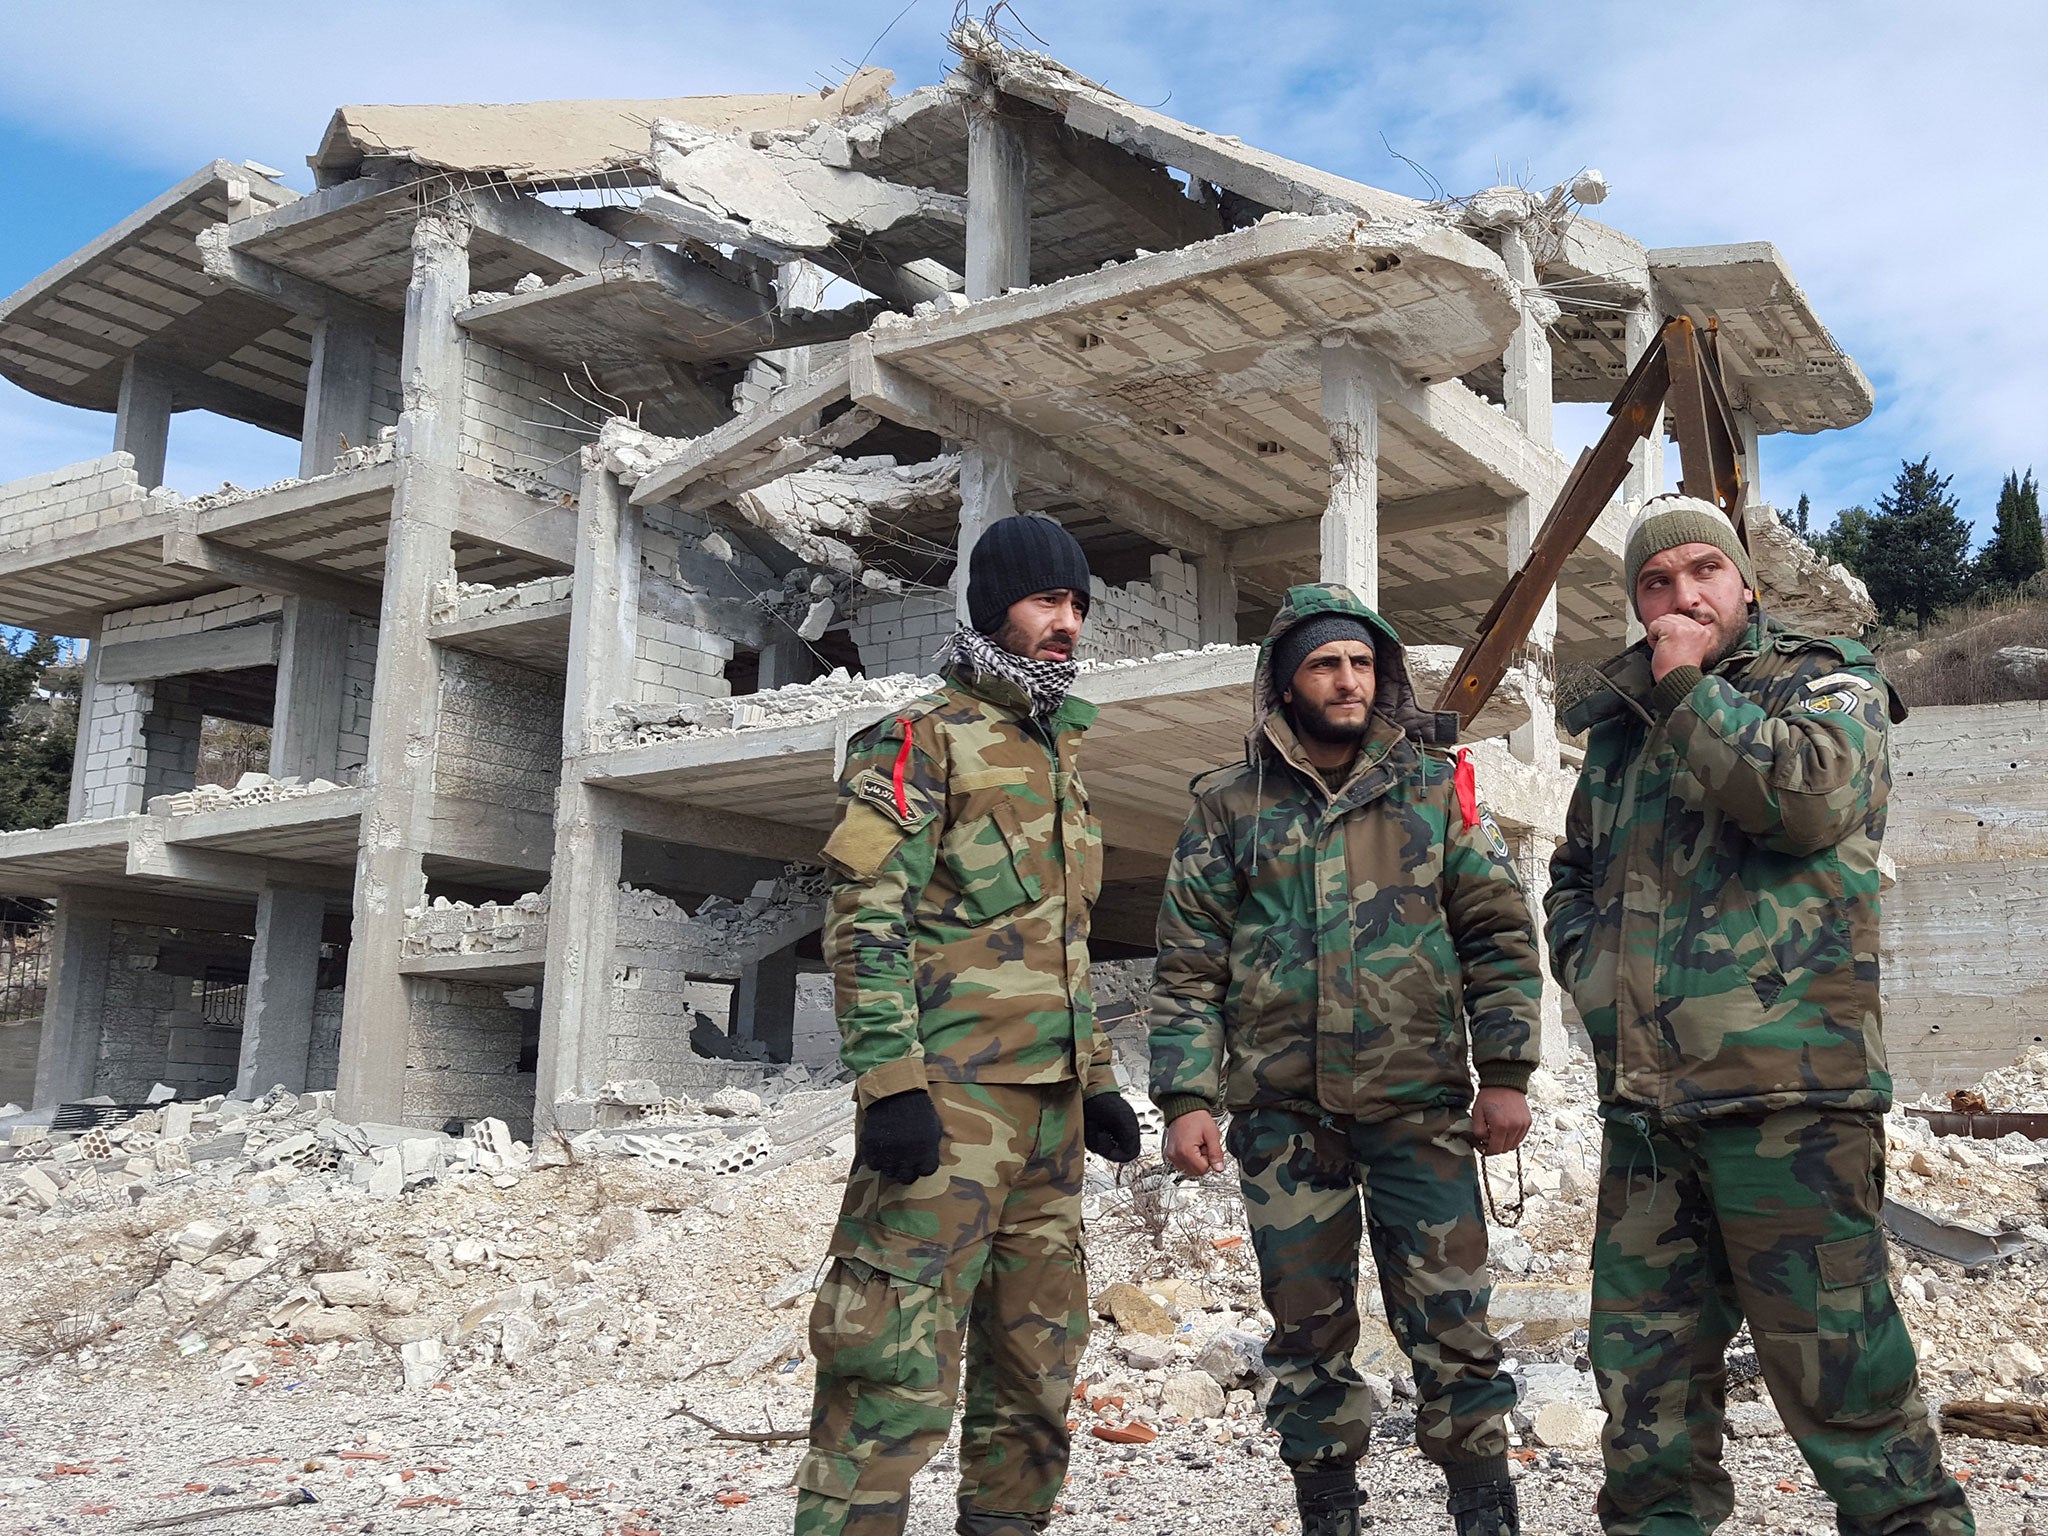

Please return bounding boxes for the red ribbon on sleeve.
[891,718,915,820]
[1453,747,1479,830]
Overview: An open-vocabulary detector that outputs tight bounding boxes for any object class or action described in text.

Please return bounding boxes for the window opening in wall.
[198,716,271,787]
[0,916,51,1026]
[199,971,247,1027]
[725,646,761,696]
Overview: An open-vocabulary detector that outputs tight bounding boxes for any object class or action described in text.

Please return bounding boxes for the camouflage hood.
[1250,584,1458,763]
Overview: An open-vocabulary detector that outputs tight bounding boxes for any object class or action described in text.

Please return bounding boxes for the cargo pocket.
[941,800,1038,923]
[809,1252,944,1395]
[1760,1231,1912,1432]
[795,1445,865,1502]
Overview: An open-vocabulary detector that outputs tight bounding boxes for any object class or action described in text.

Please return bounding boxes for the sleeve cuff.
[1648,665,1705,720]
[854,1055,930,1106]
[1154,1093,1215,1123]
[1474,1061,1535,1093]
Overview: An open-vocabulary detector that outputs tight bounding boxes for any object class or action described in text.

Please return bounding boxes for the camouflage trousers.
[1591,1108,1974,1536]
[1230,1104,1514,1484]
[797,1080,1087,1536]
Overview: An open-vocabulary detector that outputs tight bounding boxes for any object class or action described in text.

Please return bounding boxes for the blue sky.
[1,1,2039,538]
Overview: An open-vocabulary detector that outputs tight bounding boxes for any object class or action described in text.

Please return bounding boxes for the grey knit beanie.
[1623,494,1756,611]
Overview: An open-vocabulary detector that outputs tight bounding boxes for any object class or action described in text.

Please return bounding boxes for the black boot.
[1446,1477,1519,1536]
[1293,1464,1363,1536]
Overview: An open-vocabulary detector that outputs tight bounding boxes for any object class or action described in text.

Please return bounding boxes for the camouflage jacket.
[1546,616,1906,1122]
[820,656,1115,1107]
[1148,584,1543,1124]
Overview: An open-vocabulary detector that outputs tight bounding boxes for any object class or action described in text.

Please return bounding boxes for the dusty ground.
[4,1055,2048,1535]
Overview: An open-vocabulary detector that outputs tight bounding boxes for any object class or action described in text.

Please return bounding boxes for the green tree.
[1859,458,1976,628]
[1975,469,2045,590]
[0,632,76,832]
[1791,492,1812,538]
[1813,505,1873,571]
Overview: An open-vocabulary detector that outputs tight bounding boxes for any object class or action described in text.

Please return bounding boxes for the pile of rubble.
[432,573,573,625]
[401,889,549,959]
[1917,1048,2048,1113]
[149,771,350,817]
[600,665,940,747]
[3,1047,2046,1533]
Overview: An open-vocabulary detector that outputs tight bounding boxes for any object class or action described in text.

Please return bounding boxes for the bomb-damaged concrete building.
[0,33,1877,1137]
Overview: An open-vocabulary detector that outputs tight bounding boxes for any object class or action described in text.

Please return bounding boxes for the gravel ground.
[5,1051,2048,1535]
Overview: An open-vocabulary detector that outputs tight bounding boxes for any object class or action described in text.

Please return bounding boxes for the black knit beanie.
[1272,613,1377,700]
[967,516,1092,634]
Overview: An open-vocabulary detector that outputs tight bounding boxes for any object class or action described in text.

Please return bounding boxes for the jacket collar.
[944,662,1098,735]
[1261,709,1414,809]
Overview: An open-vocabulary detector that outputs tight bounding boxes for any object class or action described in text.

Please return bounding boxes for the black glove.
[857,1090,944,1183]
[1083,1091,1143,1163]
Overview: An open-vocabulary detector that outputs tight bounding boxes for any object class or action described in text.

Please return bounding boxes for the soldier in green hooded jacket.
[1547,493,1973,1536]
[1149,583,1544,1536]
[797,515,1143,1536]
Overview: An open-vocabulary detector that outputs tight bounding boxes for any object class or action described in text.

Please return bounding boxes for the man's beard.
[995,618,1072,663]
[1698,607,1751,671]
[1291,698,1370,746]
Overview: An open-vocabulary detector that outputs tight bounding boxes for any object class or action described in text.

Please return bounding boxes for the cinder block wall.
[460,341,586,497]
[401,978,538,1138]
[93,922,243,1102]
[847,552,1203,678]
[1881,700,2048,1095]
[0,452,151,549]
[433,650,565,815]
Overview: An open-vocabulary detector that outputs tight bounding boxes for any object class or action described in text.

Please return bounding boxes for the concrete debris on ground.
[3,1047,2046,1533]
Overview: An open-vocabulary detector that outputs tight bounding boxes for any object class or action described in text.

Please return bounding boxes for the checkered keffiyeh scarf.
[938,626,1078,722]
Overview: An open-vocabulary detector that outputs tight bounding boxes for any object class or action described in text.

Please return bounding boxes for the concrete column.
[536,449,643,1128]
[67,620,104,823]
[300,319,378,479]
[114,355,174,490]
[1499,227,1559,766]
[1622,301,1665,645]
[269,597,351,781]
[1735,409,1761,508]
[1499,228,1554,445]
[336,209,470,1127]
[965,87,1031,303]
[1512,831,1570,1071]
[956,80,1033,623]
[732,940,799,1064]
[235,884,326,1097]
[954,451,1017,623]
[758,634,816,690]
[31,890,113,1108]
[1195,554,1239,646]
[1318,336,1380,607]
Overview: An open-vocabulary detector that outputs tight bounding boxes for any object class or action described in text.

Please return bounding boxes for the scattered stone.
[1532,1402,1603,1451]
[705,1087,765,1118]
[1120,1333,1174,1371]
[1990,1339,2046,1385]
[297,1307,369,1343]
[1095,1282,1173,1337]
[588,1207,652,1259]
[1194,1329,1267,1389]
[1726,1401,1786,1438]
[312,1271,384,1308]
[169,1220,234,1264]
[1160,1370,1226,1420]
[401,1337,445,1390]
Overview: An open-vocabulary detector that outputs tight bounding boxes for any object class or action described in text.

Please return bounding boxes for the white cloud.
[2,0,2036,531]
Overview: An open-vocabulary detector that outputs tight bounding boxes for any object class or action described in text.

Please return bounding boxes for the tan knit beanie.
[1623,494,1756,612]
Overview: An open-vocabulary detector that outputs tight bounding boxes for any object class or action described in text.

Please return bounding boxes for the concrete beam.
[1195,553,1238,646]
[94,620,280,685]
[114,355,174,490]
[849,337,1225,562]
[1231,490,1504,567]
[1499,227,1555,447]
[234,883,327,1097]
[1319,336,1380,605]
[125,835,354,894]
[161,531,383,615]
[198,233,403,346]
[626,361,853,508]
[427,797,556,875]
[593,783,827,866]
[966,82,1032,301]
[449,472,576,571]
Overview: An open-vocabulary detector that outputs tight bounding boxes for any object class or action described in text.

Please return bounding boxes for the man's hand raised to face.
[1645,611,1721,682]
[1163,1108,1227,1178]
